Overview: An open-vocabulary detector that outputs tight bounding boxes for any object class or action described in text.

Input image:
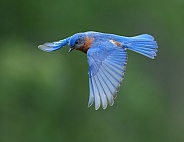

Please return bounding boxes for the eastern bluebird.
[38,31,158,110]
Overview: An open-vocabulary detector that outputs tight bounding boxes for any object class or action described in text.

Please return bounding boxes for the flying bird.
[38,31,158,110]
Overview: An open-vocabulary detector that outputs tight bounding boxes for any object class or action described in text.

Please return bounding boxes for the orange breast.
[77,36,94,53]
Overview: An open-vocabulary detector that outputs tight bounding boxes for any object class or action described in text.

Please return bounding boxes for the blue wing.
[38,37,70,52]
[87,40,127,110]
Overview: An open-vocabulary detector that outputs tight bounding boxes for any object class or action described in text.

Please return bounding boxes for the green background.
[0,0,184,141]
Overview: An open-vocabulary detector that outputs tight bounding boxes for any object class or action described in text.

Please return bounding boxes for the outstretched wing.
[38,37,70,52]
[87,40,127,110]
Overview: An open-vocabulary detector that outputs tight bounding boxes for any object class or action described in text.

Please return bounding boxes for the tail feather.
[125,34,158,59]
[131,34,154,40]
[38,38,69,52]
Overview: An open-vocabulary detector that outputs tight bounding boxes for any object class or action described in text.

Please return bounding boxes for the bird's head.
[68,33,87,52]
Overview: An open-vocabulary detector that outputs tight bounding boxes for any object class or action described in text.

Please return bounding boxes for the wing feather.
[97,71,114,106]
[95,74,108,109]
[88,77,94,107]
[87,41,127,110]
[91,76,101,110]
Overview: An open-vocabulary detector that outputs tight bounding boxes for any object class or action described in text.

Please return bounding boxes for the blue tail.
[38,37,70,52]
[124,34,158,59]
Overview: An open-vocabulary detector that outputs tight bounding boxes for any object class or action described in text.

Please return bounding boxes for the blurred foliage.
[0,0,184,142]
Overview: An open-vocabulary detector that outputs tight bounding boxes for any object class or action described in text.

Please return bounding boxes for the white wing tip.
[95,103,100,110]
[38,45,53,52]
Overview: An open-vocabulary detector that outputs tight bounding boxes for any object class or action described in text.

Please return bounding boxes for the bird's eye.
[75,39,80,44]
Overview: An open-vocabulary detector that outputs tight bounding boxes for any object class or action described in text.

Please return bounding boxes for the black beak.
[68,48,74,53]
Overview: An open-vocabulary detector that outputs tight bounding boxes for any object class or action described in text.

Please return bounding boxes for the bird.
[38,31,158,110]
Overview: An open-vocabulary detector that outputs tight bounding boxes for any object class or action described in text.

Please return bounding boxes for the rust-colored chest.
[76,36,94,53]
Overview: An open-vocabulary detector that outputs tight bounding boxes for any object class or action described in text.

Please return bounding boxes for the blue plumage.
[124,34,157,59]
[87,42,127,109]
[38,38,69,52]
[38,31,158,110]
